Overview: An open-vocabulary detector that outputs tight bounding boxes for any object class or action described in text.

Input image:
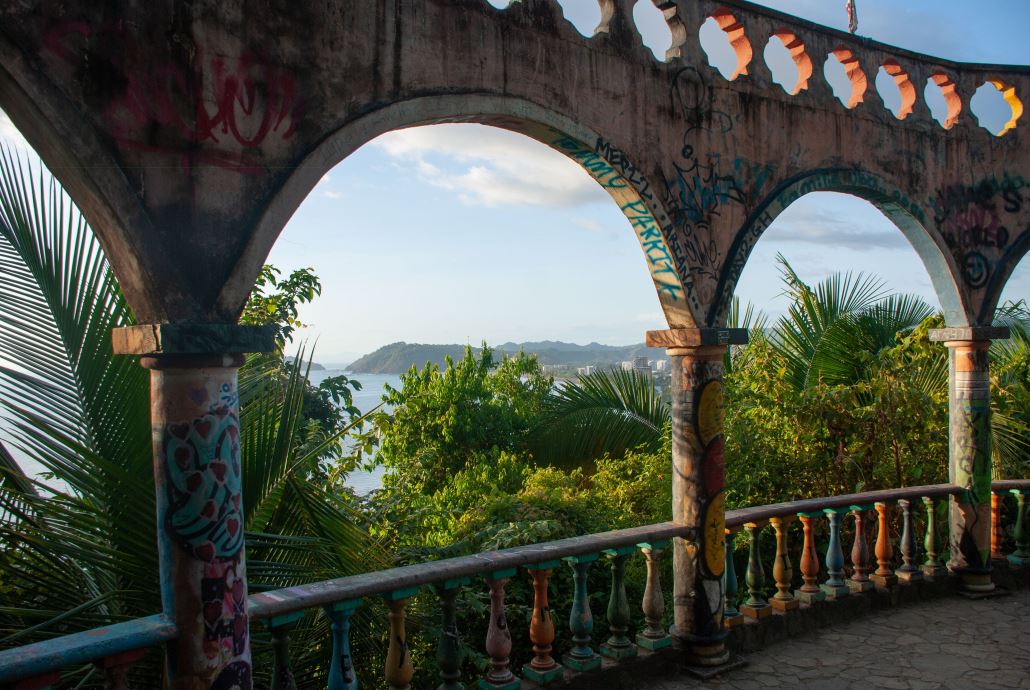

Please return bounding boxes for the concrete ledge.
[645,328,749,348]
[928,326,1010,342]
[112,323,277,355]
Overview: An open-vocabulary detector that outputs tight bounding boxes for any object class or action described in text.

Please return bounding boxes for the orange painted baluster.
[870,502,898,588]
[384,590,417,690]
[523,562,563,684]
[769,515,798,612]
[795,512,825,604]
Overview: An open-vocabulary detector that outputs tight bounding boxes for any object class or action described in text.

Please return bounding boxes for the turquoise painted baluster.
[268,611,304,690]
[740,521,769,618]
[325,599,362,690]
[435,578,469,690]
[1009,490,1030,566]
[600,546,636,660]
[723,529,743,626]
[563,553,601,672]
[820,509,849,599]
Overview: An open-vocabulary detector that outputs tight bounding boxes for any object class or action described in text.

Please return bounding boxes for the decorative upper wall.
[0,0,1026,327]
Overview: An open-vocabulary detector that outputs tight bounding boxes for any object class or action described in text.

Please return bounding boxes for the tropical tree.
[0,149,381,688]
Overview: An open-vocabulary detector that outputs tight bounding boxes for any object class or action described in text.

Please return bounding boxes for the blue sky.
[2,0,1029,363]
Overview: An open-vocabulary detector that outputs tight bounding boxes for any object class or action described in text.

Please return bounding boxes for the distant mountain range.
[346,341,668,374]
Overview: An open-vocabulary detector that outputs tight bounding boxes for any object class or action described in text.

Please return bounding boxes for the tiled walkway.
[647,589,1030,690]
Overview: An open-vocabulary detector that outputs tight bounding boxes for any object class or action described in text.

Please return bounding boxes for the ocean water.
[309,370,401,494]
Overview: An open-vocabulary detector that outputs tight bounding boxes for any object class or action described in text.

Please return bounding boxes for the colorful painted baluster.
[563,554,601,672]
[769,515,798,612]
[1009,490,1030,566]
[870,501,898,588]
[637,541,672,647]
[795,513,825,604]
[435,579,468,690]
[600,546,637,659]
[740,521,770,618]
[384,590,417,690]
[846,505,873,592]
[326,600,361,690]
[522,562,563,684]
[722,530,744,627]
[896,499,923,583]
[820,509,850,599]
[991,491,1005,562]
[95,649,147,690]
[268,611,304,690]
[481,570,519,690]
[922,496,947,578]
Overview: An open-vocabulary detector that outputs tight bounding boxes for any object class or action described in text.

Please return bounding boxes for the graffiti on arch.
[930,173,1026,289]
[42,19,302,174]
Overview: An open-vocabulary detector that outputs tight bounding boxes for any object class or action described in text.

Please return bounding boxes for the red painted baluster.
[991,491,1005,562]
[96,648,148,690]
[847,505,874,592]
[482,570,519,690]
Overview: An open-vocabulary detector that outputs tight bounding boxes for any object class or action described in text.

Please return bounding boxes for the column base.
[847,578,874,593]
[562,653,601,672]
[686,640,730,667]
[479,678,520,690]
[795,588,826,604]
[522,662,564,684]
[739,603,771,619]
[600,641,638,660]
[636,633,672,650]
[769,597,799,612]
[921,564,948,580]
[896,568,923,584]
[819,583,850,600]
[958,568,995,592]
[870,573,898,589]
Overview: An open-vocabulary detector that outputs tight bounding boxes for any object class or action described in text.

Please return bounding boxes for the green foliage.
[530,368,669,469]
[372,345,551,500]
[240,264,321,352]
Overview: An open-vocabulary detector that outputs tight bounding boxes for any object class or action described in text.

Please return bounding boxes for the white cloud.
[768,193,910,251]
[373,124,608,208]
[574,218,604,233]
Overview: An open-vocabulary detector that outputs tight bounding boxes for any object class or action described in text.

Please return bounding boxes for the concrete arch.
[711,168,969,327]
[221,94,696,328]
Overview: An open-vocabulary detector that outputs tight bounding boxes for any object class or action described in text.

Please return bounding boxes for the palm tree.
[530,255,1029,479]
[0,149,382,688]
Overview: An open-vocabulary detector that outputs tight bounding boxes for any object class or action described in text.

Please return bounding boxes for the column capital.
[112,323,277,355]
[928,326,1009,343]
[645,327,748,349]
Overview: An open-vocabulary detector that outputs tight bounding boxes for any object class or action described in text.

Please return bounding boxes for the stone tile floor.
[647,589,1030,690]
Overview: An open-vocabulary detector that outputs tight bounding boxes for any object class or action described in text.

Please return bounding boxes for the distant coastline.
[346,340,668,375]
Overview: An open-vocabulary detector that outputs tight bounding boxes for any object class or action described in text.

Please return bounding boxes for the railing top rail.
[0,614,176,684]
[992,479,1030,491]
[248,521,688,619]
[726,483,961,527]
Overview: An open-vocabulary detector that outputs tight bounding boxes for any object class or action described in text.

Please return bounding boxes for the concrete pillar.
[646,328,747,667]
[114,324,275,690]
[929,326,1008,592]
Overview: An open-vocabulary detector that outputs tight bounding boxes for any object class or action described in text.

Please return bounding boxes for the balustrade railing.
[3,481,1030,689]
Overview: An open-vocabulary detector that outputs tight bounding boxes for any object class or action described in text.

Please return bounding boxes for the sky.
[2,0,1029,363]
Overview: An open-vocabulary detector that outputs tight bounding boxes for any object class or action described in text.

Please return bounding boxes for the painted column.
[647,327,747,667]
[143,353,252,689]
[114,323,274,690]
[929,327,1007,592]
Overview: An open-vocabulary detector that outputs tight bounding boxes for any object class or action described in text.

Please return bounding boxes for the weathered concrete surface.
[0,0,1027,328]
